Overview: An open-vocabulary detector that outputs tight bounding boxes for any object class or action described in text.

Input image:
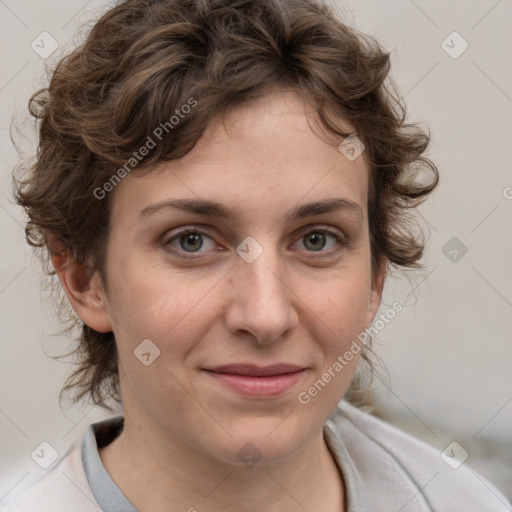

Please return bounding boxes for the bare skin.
[52,90,385,512]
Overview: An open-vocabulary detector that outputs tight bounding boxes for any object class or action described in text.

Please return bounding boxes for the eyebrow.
[139,197,363,223]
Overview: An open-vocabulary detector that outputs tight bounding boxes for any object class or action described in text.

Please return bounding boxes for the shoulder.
[0,441,101,512]
[325,400,510,511]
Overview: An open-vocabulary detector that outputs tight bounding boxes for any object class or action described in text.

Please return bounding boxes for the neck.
[99,413,344,512]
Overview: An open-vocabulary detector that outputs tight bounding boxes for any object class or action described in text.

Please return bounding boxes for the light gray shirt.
[2,400,510,511]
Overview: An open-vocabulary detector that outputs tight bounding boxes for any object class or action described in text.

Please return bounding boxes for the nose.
[224,243,299,345]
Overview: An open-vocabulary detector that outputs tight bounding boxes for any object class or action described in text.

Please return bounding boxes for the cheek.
[104,265,222,414]
[299,266,372,346]
[294,269,372,412]
[104,258,222,358]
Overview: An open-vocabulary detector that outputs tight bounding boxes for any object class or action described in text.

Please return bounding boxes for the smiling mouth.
[202,363,306,397]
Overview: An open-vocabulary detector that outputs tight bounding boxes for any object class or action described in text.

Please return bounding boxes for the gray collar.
[81,415,137,512]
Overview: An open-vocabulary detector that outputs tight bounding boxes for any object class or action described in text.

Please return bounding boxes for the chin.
[206,417,317,469]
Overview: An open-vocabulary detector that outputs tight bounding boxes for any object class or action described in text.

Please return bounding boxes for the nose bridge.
[226,237,297,343]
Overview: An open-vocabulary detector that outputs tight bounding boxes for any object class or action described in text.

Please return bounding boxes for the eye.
[162,225,346,260]
[293,227,345,254]
[162,228,218,257]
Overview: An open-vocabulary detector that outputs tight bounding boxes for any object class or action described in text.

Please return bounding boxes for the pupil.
[305,232,325,251]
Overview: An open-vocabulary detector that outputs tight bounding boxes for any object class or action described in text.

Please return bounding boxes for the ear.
[49,237,113,333]
[364,259,387,327]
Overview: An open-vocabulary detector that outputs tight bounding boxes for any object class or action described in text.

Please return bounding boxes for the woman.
[2,0,509,510]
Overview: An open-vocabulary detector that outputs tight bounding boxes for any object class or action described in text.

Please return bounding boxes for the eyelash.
[161,225,346,260]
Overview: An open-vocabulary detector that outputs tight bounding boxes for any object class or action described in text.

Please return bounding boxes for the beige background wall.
[1,0,511,501]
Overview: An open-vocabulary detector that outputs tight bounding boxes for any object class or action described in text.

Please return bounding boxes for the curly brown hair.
[13,0,438,409]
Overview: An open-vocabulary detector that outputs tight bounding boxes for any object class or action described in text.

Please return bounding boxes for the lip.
[203,364,306,397]
[206,363,305,376]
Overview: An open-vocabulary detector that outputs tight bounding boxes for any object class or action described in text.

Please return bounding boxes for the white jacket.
[1,400,510,511]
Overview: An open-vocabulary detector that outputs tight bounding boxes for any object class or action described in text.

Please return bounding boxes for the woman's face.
[98,90,383,466]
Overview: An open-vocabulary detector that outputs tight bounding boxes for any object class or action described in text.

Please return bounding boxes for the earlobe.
[49,238,113,333]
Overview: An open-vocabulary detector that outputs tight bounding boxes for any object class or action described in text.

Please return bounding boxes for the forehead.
[110,90,369,224]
